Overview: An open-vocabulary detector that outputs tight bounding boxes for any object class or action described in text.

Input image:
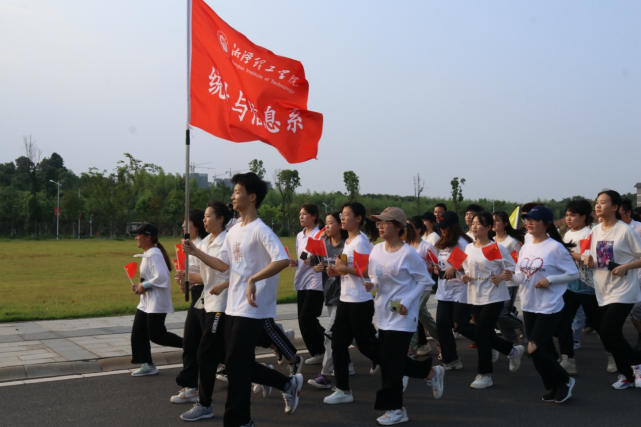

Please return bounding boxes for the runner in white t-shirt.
[619,198,641,352]
[464,204,484,242]
[505,205,579,403]
[421,211,441,247]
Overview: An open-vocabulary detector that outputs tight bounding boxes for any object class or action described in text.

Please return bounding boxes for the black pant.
[456,302,514,374]
[176,285,206,388]
[417,322,428,346]
[130,309,183,364]
[376,329,432,410]
[223,316,291,427]
[435,300,471,363]
[331,300,379,391]
[555,290,602,359]
[297,290,326,356]
[255,318,298,360]
[523,311,569,390]
[599,303,641,381]
[198,312,226,407]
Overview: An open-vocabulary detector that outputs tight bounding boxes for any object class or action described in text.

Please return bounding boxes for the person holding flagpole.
[291,203,325,365]
[128,223,183,377]
[458,212,524,389]
[503,205,579,403]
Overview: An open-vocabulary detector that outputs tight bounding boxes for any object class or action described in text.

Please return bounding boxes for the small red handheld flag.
[482,243,502,262]
[306,238,328,257]
[124,262,137,280]
[172,259,180,271]
[579,234,592,254]
[447,247,467,270]
[353,251,370,278]
[313,227,326,239]
[511,250,519,263]
[425,250,438,265]
[175,244,186,271]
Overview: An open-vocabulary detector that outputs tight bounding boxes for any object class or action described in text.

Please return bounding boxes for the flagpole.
[183,0,193,302]
[124,266,135,288]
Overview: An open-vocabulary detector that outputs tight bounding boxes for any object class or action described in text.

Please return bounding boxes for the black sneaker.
[273,348,284,365]
[542,389,556,402]
[554,378,575,403]
[288,355,303,376]
[216,367,228,383]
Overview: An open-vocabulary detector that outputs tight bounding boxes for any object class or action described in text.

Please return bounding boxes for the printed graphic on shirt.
[375,264,399,278]
[519,257,545,281]
[596,241,614,269]
[233,242,242,263]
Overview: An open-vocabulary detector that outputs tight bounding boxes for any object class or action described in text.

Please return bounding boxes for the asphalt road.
[1,327,640,427]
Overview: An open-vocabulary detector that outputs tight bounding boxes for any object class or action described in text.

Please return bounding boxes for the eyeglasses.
[376,221,392,228]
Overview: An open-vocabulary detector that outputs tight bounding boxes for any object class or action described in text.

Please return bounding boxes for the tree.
[274,169,301,230]
[450,177,466,213]
[116,153,160,230]
[61,189,84,237]
[343,171,360,202]
[258,204,282,230]
[413,173,425,215]
[83,168,123,239]
[21,136,42,236]
[248,159,266,179]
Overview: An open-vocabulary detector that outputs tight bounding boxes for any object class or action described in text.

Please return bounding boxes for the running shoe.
[288,355,304,376]
[416,343,432,356]
[170,387,199,404]
[470,374,493,389]
[430,366,445,399]
[262,365,274,398]
[554,377,575,403]
[308,374,332,389]
[376,407,408,425]
[131,363,157,377]
[402,376,409,392]
[573,341,581,350]
[370,360,380,374]
[606,353,617,373]
[443,359,463,371]
[560,355,577,375]
[542,389,556,403]
[252,383,262,394]
[305,354,324,365]
[508,345,525,373]
[324,388,354,404]
[282,373,303,414]
[633,364,641,389]
[612,374,635,390]
[216,367,228,383]
[180,402,214,421]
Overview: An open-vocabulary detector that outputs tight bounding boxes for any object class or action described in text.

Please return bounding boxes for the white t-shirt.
[219,218,289,319]
[463,243,515,305]
[466,231,476,242]
[409,240,438,292]
[369,243,434,332]
[625,220,641,283]
[590,221,641,306]
[423,231,440,247]
[496,235,522,287]
[514,239,579,314]
[294,227,323,291]
[200,231,230,313]
[434,236,470,303]
[563,226,594,287]
[524,233,533,244]
[340,234,374,303]
[135,247,174,314]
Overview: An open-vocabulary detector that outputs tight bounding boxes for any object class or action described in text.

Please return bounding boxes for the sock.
[508,348,517,358]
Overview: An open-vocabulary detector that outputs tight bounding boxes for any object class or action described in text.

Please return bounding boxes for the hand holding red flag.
[511,251,519,263]
[305,238,328,257]
[579,234,592,254]
[447,247,467,271]
[482,243,502,261]
[353,251,370,279]
[124,262,137,287]
[425,250,439,265]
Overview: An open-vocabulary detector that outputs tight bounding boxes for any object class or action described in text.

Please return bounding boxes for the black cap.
[435,211,459,229]
[129,222,159,236]
[421,212,436,222]
[521,205,553,223]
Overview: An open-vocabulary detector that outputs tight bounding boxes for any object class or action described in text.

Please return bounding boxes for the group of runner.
[127,172,641,426]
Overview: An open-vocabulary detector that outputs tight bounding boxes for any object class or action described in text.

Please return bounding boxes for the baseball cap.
[435,211,459,229]
[370,207,407,224]
[128,222,159,236]
[421,212,436,222]
[521,205,553,222]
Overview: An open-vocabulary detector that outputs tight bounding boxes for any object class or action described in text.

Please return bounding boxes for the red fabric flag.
[306,238,328,257]
[175,244,186,271]
[189,0,323,163]
[353,251,370,278]
[284,246,293,260]
[482,243,502,262]
[511,250,519,263]
[447,246,467,270]
[425,250,438,265]
[172,259,180,271]
[313,227,326,239]
[580,234,592,253]
[124,262,137,280]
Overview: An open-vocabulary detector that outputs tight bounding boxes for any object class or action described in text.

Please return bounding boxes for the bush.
[278,227,290,237]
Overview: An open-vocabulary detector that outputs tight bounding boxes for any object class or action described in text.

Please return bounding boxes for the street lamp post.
[77,188,82,239]
[50,180,61,240]
[90,213,93,237]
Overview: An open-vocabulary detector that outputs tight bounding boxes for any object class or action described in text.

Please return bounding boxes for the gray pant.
[321,305,337,376]
[410,290,438,349]
[496,287,523,342]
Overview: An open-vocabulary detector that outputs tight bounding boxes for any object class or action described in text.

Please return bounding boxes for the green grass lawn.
[0,237,298,323]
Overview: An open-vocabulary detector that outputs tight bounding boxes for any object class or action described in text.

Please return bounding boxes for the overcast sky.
[1,0,639,202]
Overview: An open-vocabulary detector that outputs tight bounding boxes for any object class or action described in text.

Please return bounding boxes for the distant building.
[635,183,641,207]
[192,173,209,189]
[213,177,272,189]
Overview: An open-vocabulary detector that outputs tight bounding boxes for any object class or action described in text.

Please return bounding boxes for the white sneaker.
[376,407,408,425]
[470,374,493,389]
[607,353,617,373]
[430,366,445,399]
[324,389,354,404]
[573,341,581,350]
[560,355,577,375]
[508,345,525,373]
[491,349,499,364]
[370,361,381,374]
[416,343,432,356]
[443,359,463,371]
[170,387,199,404]
[402,376,409,392]
[632,364,641,388]
[612,374,635,390]
[331,363,355,376]
[252,383,262,394]
[282,373,303,414]
[131,363,157,377]
[305,354,324,365]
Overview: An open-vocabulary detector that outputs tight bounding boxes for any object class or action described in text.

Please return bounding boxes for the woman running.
[584,190,641,389]
[459,212,524,389]
[421,212,441,246]
[504,205,579,403]
[129,222,183,377]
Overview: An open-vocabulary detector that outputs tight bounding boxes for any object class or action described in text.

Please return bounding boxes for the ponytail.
[151,236,173,271]
[341,202,379,242]
[406,216,424,244]
[544,222,575,252]
[401,222,417,243]
[301,203,325,229]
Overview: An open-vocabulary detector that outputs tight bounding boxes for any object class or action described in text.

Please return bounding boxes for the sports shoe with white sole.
[252,383,262,394]
[491,349,499,364]
[508,345,525,373]
[324,389,354,404]
[416,343,432,357]
[430,366,445,399]
[331,363,355,376]
[376,407,408,425]
[606,353,617,373]
[612,374,635,390]
[308,374,332,389]
[180,402,214,421]
[443,359,463,371]
[470,374,493,389]
[170,387,199,404]
[288,355,304,376]
[560,355,577,375]
[402,376,409,392]
[282,373,303,414]
[216,367,228,383]
[131,363,158,377]
[541,389,556,403]
[573,341,581,350]
[305,354,324,365]
[370,361,380,374]
[554,377,575,403]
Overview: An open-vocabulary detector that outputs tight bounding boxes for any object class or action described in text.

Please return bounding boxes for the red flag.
[447,247,467,270]
[306,238,328,257]
[580,234,592,253]
[175,244,186,271]
[313,227,326,239]
[425,250,438,265]
[511,250,519,263]
[189,0,323,163]
[124,262,137,280]
[353,251,370,278]
[172,259,180,271]
[482,243,502,262]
